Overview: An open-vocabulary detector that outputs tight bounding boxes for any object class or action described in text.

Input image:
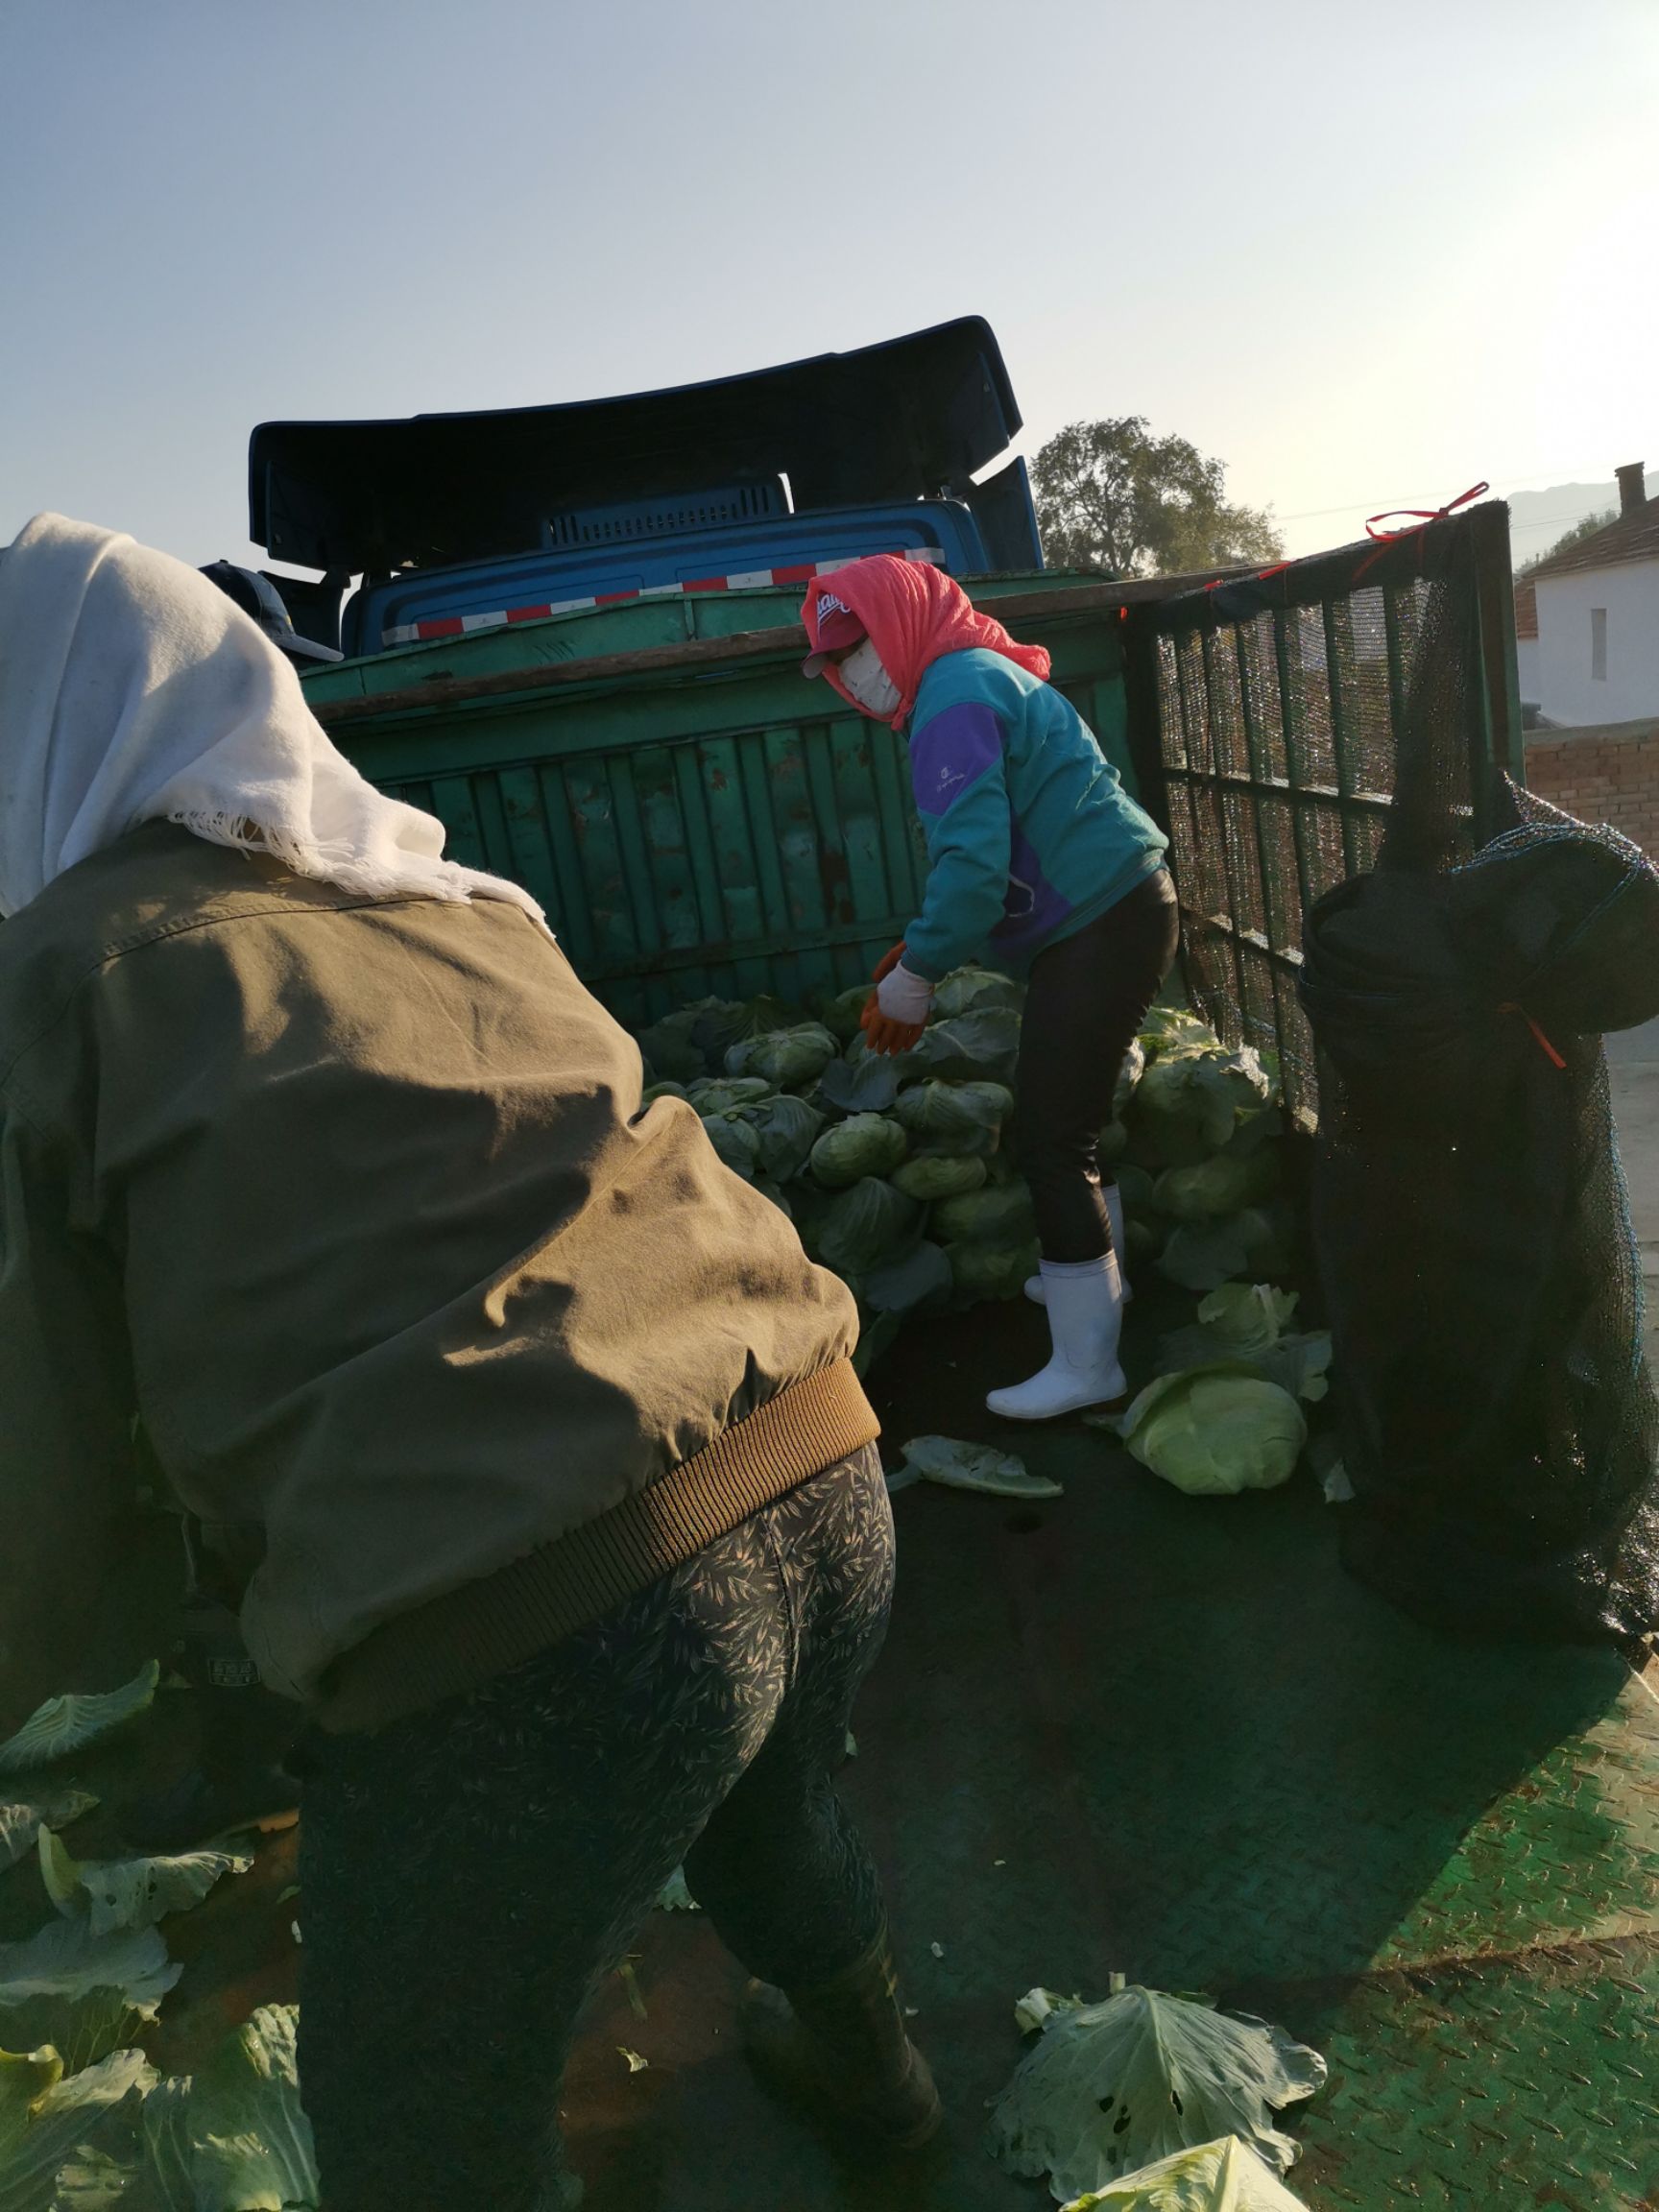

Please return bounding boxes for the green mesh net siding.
[1128,507,1522,1123]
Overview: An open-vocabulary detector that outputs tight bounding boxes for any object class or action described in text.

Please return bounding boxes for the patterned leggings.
[296,1442,895,2212]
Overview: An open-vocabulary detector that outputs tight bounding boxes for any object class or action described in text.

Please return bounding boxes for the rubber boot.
[741,1931,943,2151]
[990,1254,1126,1420]
[1025,1187,1132,1308]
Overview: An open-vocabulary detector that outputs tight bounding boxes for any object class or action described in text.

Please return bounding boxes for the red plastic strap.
[1363,481,1490,543]
[1499,1002,1568,1070]
[1353,481,1489,583]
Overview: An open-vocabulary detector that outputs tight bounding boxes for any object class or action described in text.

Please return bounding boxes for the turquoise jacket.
[902,648,1168,982]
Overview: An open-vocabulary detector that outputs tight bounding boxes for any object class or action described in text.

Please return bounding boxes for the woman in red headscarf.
[803,555,1179,1422]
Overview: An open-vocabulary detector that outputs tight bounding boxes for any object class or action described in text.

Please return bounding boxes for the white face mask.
[836,637,902,720]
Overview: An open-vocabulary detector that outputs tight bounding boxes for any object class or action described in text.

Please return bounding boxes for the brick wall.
[1524,719,1659,855]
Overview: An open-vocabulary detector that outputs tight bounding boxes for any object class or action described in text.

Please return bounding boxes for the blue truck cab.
[247,318,1044,660]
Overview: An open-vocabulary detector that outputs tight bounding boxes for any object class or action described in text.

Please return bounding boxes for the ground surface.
[544,1297,1659,2210]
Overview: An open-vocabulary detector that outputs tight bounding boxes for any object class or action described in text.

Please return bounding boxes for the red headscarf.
[801,555,1051,727]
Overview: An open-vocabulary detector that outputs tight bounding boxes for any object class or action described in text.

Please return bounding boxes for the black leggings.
[296,1443,895,2212]
[1013,867,1182,1264]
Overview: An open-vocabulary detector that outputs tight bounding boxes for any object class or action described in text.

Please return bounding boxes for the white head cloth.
[0,512,547,926]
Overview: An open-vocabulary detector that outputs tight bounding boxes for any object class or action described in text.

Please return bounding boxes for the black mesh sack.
[1300,572,1659,1643]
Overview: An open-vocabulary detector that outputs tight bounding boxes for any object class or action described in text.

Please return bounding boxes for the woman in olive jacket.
[0,516,940,2209]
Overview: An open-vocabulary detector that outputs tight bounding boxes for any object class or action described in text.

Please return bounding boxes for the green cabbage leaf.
[1063,2134,1313,2210]
[986,1984,1326,2201]
[0,1668,159,1782]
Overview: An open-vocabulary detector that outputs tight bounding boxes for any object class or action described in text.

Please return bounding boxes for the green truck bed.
[6,509,1632,2204]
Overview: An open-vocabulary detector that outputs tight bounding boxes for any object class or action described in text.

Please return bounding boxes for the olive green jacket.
[0,825,874,1732]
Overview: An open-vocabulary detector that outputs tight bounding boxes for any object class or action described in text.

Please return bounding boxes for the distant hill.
[1507,481,1622,571]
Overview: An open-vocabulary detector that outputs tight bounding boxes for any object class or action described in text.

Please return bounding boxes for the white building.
[1531,463,1659,728]
[1514,578,1539,711]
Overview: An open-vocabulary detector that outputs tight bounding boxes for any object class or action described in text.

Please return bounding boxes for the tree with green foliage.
[1517,508,1618,577]
[1032,417,1283,580]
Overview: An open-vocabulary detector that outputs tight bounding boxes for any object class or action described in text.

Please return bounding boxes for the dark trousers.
[1013,867,1182,1263]
[297,1442,894,2212]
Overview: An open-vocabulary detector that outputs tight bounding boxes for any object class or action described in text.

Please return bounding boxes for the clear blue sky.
[3,0,1655,571]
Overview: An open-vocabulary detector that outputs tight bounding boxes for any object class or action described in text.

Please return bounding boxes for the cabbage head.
[815,1178,923,1279]
[1138,1005,1220,1059]
[1158,1285,1333,1404]
[725,1022,839,1089]
[818,982,877,1044]
[1131,1046,1272,1167]
[931,966,1023,1020]
[809,1114,908,1190]
[1119,1365,1307,1494]
[1157,1205,1294,1293]
[744,1093,824,1180]
[1113,1164,1157,1218]
[931,1179,1036,1247]
[700,1113,760,1180]
[641,1080,688,1108]
[1113,1038,1146,1118]
[1096,1119,1129,1166]
[912,1006,1022,1085]
[634,1010,705,1085]
[687,1075,774,1116]
[1153,1148,1280,1222]
[890,1152,988,1203]
[947,1238,1041,1304]
[891,1079,1013,1153]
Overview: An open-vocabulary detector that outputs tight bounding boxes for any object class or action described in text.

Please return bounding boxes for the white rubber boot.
[990,1255,1127,1421]
[1024,1187,1133,1307]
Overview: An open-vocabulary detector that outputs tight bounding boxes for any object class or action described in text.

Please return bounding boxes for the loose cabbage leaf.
[0,1924,181,2076]
[861,1241,953,1319]
[656,1868,700,1911]
[186,2007,317,2212]
[891,1436,1062,1500]
[808,1115,908,1190]
[0,2047,155,2212]
[889,1153,987,1203]
[724,1022,838,1090]
[816,1053,902,1116]
[1118,1366,1307,1496]
[38,1834,251,1939]
[0,1799,97,1877]
[1063,2134,1313,2210]
[986,1984,1326,2201]
[931,967,1022,1020]
[0,1668,159,1781]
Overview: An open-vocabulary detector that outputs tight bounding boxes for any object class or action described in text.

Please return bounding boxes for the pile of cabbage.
[631,973,1303,1377]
